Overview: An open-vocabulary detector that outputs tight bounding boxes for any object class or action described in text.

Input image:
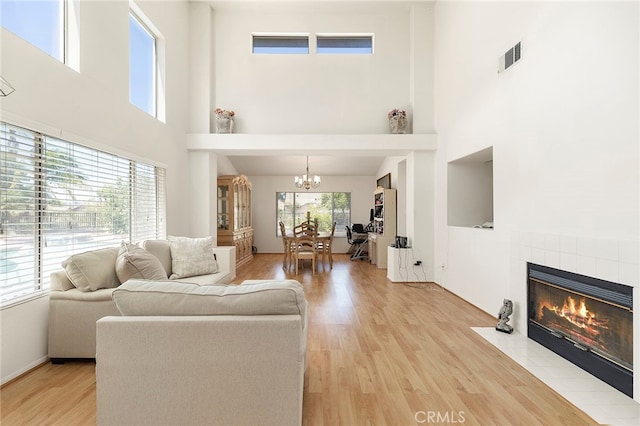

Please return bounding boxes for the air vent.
[498,41,521,73]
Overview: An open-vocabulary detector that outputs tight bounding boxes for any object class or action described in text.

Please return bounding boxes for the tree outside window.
[276,192,350,237]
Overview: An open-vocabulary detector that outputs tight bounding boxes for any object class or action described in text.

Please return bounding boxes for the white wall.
[407,151,435,280]
[0,0,191,384]
[434,0,639,399]
[0,297,49,384]
[211,2,417,134]
[249,175,375,254]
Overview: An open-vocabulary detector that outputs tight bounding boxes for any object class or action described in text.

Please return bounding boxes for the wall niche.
[447,146,494,228]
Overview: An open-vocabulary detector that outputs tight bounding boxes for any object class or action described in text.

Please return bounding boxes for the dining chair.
[291,233,317,274]
[279,221,292,271]
[316,221,336,269]
[293,221,317,238]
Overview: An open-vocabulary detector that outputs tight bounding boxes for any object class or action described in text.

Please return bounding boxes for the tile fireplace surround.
[502,231,640,424]
[511,232,639,288]
[474,328,640,425]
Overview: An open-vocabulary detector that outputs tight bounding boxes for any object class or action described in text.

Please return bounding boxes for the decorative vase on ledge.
[214,108,235,134]
[388,108,407,134]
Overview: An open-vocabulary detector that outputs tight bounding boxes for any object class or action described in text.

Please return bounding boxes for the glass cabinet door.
[241,184,247,228]
[239,183,245,229]
[246,187,251,227]
[233,182,240,232]
[217,184,230,230]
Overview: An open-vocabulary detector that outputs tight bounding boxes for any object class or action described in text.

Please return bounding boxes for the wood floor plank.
[1,253,598,425]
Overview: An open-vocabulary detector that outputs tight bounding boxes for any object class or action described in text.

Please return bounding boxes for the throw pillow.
[168,236,218,279]
[115,241,168,283]
[62,247,120,292]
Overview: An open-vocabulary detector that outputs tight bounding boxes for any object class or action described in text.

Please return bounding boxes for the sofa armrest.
[213,246,236,280]
[51,270,75,292]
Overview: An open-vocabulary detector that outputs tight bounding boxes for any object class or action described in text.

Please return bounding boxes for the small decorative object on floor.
[496,299,514,334]
[388,108,407,134]
[214,108,235,133]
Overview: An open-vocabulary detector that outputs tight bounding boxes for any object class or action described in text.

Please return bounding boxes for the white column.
[189,2,212,133]
[407,151,435,281]
[409,3,435,134]
[189,151,218,240]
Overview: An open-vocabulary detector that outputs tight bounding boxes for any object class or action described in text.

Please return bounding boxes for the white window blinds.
[132,163,166,241]
[0,124,39,302]
[0,122,167,305]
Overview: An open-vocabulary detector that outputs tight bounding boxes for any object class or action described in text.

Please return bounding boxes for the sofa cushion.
[112,279,306,321]
[139,239,172,276]
[172,272,233,286]
[115,242,168,283]
[168,236,218,279]
[62,247,120,292]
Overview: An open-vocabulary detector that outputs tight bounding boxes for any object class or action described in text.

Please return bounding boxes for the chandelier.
[294,156,321,190]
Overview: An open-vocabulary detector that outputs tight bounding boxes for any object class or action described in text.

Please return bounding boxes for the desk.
[282,232,331,272]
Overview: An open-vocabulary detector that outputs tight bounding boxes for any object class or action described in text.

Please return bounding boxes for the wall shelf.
[186,133,437,155]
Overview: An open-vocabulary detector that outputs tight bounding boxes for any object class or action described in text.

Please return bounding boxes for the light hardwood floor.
[1,254,597,425]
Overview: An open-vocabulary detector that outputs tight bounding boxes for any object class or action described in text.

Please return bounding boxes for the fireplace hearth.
[528,263,633,397]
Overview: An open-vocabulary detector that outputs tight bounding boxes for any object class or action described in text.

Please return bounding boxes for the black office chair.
[345,225,368,261]
[351,223,365,233]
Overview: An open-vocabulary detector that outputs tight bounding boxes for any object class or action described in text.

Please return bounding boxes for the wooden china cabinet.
[217,175,253,267]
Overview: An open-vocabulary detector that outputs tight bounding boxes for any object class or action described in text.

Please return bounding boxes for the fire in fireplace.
[528,263,633,397]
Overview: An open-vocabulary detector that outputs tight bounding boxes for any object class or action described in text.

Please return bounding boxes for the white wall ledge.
[186,133,437,156]
[449,225,495,231]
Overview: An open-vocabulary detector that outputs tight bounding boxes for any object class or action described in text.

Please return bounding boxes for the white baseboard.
[1,356,49,386]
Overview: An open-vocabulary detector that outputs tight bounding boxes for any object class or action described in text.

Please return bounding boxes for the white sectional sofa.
[48,238,236,361]
[96,279,307,426]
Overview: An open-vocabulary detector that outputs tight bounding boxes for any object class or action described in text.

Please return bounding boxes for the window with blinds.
[0,122,166,306]
[276,192,350,237]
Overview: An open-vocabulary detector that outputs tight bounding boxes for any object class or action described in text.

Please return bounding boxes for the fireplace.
[528,263,633,397]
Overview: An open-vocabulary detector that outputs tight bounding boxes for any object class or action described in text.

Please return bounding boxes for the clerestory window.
[252,34,310,54]
[0,0,65,62]
[129,4,165,120]
[316,34,374,54]
[129,10,156,116]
